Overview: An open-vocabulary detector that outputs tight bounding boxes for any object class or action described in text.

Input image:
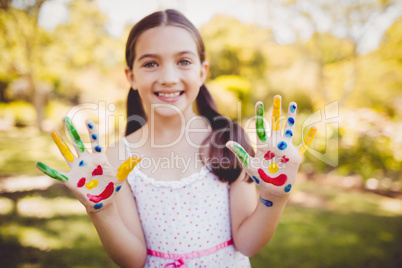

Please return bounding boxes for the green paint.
[65,117,85,152]
[256,103,267,142]
[36,162,68,182]
[233,144,249,168]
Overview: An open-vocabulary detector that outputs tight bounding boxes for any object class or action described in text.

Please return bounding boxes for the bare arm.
[230,172,288,256]
[88,184,147,268]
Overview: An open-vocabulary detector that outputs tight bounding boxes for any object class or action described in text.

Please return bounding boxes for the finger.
[50,130,75,164]
[64,117,85,154]
[255,101,267,143]
[35,162,69,182]
[226,141,251,168]
[283,102,297,141]
[86,119,103,153]
[116,156,142,181]
[298,127,317,156]
[271,95,281,133]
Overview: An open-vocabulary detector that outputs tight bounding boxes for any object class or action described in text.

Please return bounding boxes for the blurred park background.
[0,0,401,267]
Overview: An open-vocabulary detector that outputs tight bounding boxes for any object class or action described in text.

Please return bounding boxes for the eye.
[143,61,158,68]
[178,59,192,66]
[281,155,289,163]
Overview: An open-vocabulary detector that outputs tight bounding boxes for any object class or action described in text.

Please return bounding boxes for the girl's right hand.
[36,117,141,213]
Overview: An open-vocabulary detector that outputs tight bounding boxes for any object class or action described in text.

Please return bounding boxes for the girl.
[36,9,316,268]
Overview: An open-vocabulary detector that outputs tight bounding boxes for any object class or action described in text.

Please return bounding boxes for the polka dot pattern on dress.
[127,163,251,268]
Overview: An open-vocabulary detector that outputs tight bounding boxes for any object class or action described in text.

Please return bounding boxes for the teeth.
[157,92,181,98]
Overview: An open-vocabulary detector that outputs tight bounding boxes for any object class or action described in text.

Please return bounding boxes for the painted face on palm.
[36,117,141,212]
[227,96,316,201]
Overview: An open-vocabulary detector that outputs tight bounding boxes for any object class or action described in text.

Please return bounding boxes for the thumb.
[225,141,251,169]
[116,156,142,181]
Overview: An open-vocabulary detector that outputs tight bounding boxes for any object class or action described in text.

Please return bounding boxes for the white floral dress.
[125,149,251,267]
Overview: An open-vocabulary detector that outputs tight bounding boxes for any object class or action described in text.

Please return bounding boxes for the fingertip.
[255,101,263,108]
[225,141,235,149]
[86,119,95,130]
[49,129,58,139]
[63,116,70,124]
[289,101,297,106]
[35,161,46,171]
[289,102,297,111]
[309,126,318,136]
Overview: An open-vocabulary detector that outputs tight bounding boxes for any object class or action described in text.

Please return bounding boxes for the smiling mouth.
[154,91,184,98]
[257,169,287,186]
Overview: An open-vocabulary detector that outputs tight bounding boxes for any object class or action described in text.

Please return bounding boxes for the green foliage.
[304,32,355,64]
[200,15,269,80]
[0,101,36,127]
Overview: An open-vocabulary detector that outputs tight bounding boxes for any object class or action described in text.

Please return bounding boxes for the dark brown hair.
[125,9,254,184]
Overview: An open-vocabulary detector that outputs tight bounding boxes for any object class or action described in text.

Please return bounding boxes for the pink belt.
[147,239,233,268]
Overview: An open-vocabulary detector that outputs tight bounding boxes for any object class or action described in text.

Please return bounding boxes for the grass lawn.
[1,128,401,267]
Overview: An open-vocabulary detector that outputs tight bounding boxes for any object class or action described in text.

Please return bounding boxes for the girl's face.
[126,26,209,119]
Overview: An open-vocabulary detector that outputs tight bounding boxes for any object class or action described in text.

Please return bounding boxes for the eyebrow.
[137,51,197,62]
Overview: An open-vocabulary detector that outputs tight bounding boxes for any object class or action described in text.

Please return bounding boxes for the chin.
[151,104,187,118]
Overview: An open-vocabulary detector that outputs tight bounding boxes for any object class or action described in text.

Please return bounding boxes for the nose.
[158,64,179,86]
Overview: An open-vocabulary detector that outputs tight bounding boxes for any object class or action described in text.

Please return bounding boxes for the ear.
[199,61,209,86]
[125,66,137,90]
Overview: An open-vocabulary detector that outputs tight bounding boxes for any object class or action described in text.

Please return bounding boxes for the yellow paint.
[86,180,98,190]
[272,96,281,131]
[298,127,317,156]
[116,156,141,181]
[268,163,278,174]
[51,131,74,162]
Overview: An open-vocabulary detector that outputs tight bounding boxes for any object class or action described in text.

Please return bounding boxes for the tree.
[0,0,48,129]
[0,0,121,130]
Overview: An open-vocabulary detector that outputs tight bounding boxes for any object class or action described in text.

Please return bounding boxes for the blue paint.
[290,104,296,113]
[94,203,103,209]
[94,146,101,152]
[116,186,122,192]
[278,141,287,150]
[79,160,85,167]
[288,117,295,126]
[91,134,97,140]
[260,196,273,207]
[284,184,292,192]
[285,130,293,138]
[88,123,93,129]
[252,176,260,184]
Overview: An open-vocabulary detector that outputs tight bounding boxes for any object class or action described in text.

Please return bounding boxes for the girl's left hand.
[226,95,316,203]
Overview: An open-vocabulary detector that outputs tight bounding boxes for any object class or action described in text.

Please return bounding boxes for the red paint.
[77,177,86,187]
[87,182,114,203]
[258,169,287,186]
[92,165,103,176]
[264,151,275,160]
[281,155,289,163]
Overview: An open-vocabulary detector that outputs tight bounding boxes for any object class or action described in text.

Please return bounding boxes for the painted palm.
[226,96,316,202]
[36,117,141,212]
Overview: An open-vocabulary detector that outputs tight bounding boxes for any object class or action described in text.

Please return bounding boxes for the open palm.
[36,117,140,213]
[227,95,316,204]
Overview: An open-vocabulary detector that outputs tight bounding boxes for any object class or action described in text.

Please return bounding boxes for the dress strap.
[122,137,130,150]
[147,239,233,268]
